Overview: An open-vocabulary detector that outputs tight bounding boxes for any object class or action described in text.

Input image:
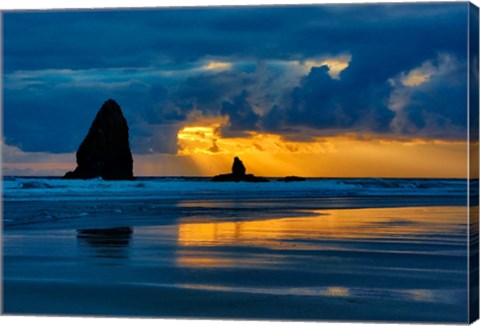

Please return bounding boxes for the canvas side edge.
[0,9,4,316]
[469,2,479,324]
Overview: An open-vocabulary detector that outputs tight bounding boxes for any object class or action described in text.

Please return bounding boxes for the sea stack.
[232,157,246,176]
[63,99,134,180]
[212,157,269,182]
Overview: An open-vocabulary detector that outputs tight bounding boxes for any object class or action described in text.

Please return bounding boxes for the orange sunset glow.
[133,121,468,178]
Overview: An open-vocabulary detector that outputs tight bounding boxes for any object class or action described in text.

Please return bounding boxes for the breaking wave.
[2,176,467,202]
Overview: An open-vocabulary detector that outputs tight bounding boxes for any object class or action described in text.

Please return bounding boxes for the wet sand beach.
[3,180,469,322]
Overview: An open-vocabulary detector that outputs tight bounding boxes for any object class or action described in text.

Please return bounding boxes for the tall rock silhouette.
[64,99,134,180]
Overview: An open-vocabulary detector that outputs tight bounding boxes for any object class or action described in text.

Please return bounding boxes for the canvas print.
[1,2,479,323]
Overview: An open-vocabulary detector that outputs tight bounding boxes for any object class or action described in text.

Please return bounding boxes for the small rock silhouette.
[212,157,269,182]
[232,157,246,176]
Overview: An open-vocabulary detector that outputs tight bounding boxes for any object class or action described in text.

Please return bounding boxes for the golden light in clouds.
[298,55,352,79]
[201,61,232,71]
[177,124,335,156]
[401,68,433,87]
[169,121,468,178]
[3,120,467,178]
[399,54,454,87]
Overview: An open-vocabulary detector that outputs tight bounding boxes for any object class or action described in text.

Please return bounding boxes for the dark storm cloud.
[4,4,467,72]
[262,65,396,137]
[263,51,468,140]
[221,91,261,135]
[3,3,469,154]
[174,71,253,114]
[391,54,468,139]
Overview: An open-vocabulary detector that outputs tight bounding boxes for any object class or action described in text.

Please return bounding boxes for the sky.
[2,3,473,177]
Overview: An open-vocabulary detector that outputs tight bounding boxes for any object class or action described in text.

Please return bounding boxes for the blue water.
[2,176,470,322]
[3,176,467,200]
[3,177,467,229]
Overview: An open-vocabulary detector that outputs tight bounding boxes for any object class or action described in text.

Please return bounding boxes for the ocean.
[2,177,470,322]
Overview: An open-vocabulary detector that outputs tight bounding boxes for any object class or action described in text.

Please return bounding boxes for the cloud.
[3,3,469,157]
[295,54,352,79]
[220,91,261,135]
[400,66,434,87]
[261,63,395,137]
[261,50,468,141]
[177,125,338,156]
[131,122,181,155]
[4,4,467,72]
[1,140,75,176]
[397,55,457,87]
[387,53,467,138]
[201,61,232,71]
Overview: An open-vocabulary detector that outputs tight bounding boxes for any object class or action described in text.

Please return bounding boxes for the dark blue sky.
[3,3,469,155]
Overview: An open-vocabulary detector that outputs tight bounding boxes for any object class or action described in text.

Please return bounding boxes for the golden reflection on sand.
[175,283,454,304]
[178,283,352,298]
[176,255,236,268]
[405,289,435,302]
[178,206,465,246]
[176,206,466,268]
[323,287,350,297]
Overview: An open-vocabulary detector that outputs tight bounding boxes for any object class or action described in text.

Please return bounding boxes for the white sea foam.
[2,176,467,202]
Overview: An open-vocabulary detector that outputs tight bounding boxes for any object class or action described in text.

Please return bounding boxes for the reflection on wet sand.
[176,206,466,268]
[172,206,467,310]
[77,227,133,260]
[178,206,466,247]
[178,283,462,305]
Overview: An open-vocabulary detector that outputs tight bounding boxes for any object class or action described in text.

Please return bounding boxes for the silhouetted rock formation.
[232,156,246,176]
[279,176,306,182]
[63,99,134,180]
[212,157,269,182]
